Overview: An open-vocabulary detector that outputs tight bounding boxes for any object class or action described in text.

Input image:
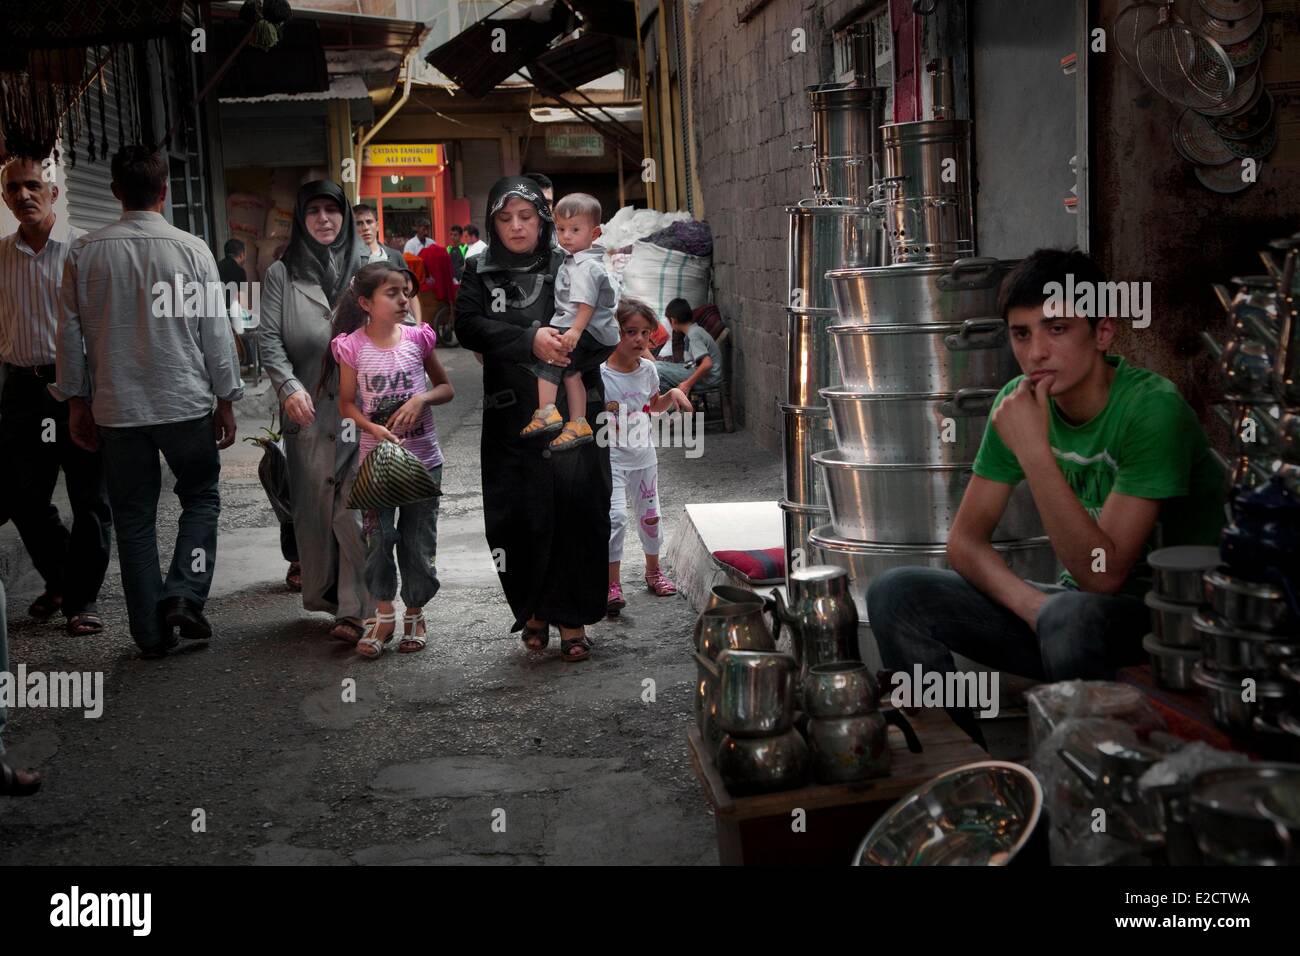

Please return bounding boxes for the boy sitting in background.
[655,297,722,398]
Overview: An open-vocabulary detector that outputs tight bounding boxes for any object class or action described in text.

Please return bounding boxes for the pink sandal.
[645,568,678,596]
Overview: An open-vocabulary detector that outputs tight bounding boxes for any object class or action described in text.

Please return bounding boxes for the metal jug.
[769,565,861,689]
[697,604,776,664]
[692,585,765,652]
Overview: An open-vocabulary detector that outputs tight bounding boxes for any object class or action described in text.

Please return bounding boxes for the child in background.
[601,297,693,615]
[655,297,723,397]
[323,262,455,658]
[519,192,620,451]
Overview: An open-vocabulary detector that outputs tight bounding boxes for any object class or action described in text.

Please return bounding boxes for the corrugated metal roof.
[218,74,371,104]
[423,1,570,98]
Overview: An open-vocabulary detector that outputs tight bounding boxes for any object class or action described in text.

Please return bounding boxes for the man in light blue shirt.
[55,146,243,658]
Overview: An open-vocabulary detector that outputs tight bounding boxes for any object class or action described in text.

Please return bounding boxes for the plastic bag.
[1026,680,1166,755]
[243,426,292,524]
[347,441,441,510]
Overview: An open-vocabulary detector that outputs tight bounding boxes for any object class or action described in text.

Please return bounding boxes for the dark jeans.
[866,567,1149,745]
[98,413,222,650]
[0,367,112,615]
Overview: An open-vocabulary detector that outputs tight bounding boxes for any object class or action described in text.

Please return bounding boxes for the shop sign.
[364,143,443,166]
[546,126,604,157]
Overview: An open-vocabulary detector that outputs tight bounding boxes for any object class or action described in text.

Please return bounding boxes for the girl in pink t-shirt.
[323,263,454,658]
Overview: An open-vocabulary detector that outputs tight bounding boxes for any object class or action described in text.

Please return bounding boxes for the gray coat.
[258,260,371,623]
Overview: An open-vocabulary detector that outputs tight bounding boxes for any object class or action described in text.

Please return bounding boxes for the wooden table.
[688,708,988,865]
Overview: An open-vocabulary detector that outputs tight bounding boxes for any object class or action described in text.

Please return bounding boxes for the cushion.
[711,547,784,586]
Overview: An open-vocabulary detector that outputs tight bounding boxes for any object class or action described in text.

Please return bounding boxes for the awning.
[527,32,636,99]
[530,105,641,124]
[219,74,371,105]
[423,1,570,99]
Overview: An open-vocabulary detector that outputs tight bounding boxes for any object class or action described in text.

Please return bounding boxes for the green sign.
[546,128,605,157]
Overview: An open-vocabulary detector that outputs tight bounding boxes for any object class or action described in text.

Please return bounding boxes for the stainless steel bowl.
[716,649,797,738]
[1144,591,1202,648]
[1203,567,1294,633]
[807,712,890,784]
[813,450,1044,543]
[826,257,1016,327]
[1189,763,1300,865]
[807,525,1059,623]
[828,321,1017,394]
[820,387,994,464]
[1195,613,1300,674]
[1143,633,1200,691]
[716,728,810,795]
[1192,662,1289,733]
[853,760,1044,866]
[1148,545,1221,604]
[804,661,879,718]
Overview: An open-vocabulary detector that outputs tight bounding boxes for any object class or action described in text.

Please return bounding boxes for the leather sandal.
[549,418,593,451]
[560,632,592,662]
[520,404,563,438]
[521,621,550,651]
[399,610,427,653]
[356,611,398,659]
[28,591,62,622]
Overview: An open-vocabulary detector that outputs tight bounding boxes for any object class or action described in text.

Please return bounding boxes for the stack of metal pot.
[1189,230,1300,755]
[781,81,889,586]
[803,110,1056,650]
[1142,546,1221,692]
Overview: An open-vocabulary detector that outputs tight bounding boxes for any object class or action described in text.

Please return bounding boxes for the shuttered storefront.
[65,57,129,234]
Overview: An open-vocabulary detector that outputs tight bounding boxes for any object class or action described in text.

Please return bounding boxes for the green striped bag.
[346,440,442,510]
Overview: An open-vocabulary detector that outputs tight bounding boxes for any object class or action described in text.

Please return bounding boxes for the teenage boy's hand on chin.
[992,374,1054,461]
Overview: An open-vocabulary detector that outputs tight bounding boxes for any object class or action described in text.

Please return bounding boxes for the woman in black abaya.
[454,176,611,662]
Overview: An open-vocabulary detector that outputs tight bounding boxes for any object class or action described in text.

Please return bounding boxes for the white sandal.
[399,610,427,653]
[356,610,398,658]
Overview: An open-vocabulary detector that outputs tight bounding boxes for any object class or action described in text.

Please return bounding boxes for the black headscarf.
[283,180,363,307]
[478,175,554,273]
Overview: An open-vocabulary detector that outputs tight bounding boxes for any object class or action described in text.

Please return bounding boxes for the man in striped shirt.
[0,154,112,636]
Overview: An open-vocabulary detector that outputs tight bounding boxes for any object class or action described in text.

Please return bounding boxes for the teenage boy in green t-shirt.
[867,248,1226,746]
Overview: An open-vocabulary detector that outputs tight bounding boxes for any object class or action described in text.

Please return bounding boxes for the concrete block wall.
[690,0,843,452]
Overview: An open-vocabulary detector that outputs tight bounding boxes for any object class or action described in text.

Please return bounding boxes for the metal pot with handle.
[829,318,1016,394]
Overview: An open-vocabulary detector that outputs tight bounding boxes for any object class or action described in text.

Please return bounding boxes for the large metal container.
[812,450,1045,543]
[879,119,974,264]
[820,387,996,463]
[806,83,887,205]
[827,257,1016,327]
[786,307,840,405]
[779,498,829,587]
[781,402,836,506]
[829,320,1017,393]
[807,526,1059,623]
[787,202,885,311]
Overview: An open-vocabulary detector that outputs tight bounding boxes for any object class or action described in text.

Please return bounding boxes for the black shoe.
[159,597,212,641]
[139,633,180,660]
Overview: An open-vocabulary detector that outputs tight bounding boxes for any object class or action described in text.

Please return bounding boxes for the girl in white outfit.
[601,298,694,616]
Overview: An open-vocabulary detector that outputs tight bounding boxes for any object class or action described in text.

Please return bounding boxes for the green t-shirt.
[972,356,1227,593]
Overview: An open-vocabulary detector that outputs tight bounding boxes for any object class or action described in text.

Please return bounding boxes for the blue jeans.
[362,466,442,608]
[98,413,222,651]
[866,567,1149,744]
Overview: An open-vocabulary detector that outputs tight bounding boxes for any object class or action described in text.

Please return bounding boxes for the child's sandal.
[520,404,563,438]
[356,611,398,658]
[549,418,593,451]
[399,610,427,653]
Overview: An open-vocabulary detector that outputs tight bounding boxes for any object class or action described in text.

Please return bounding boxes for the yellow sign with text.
[363,143,443,167]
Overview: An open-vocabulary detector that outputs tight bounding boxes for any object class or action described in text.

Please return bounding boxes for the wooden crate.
[688,709,989,865]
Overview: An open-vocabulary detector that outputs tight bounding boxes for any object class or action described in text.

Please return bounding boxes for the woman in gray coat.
[259,181,371,642]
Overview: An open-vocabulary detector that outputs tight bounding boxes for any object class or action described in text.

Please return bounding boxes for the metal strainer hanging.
[1115,1,1164,70]
[1136,0,1235,109]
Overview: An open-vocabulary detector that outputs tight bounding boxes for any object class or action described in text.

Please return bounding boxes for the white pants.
[610,462,661,562]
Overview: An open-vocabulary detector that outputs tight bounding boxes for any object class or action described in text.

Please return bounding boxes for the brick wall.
[690,0,843,452]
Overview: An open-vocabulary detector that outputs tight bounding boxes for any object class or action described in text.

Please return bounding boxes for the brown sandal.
[521,621,550,651]
[560,633,592,662]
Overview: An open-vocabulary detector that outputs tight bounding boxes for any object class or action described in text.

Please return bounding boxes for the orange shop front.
[359,143,451,250]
